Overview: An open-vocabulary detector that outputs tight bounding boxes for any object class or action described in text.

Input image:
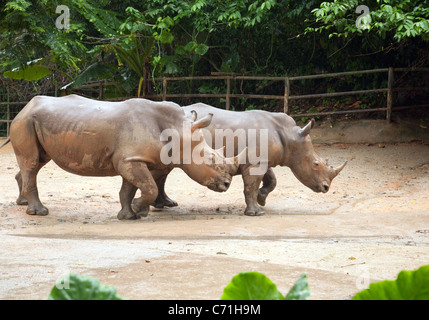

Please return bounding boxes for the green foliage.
[115,0,281,77]
[284,273,311,300]
[221,272,309,300]
[353,265,429,300]
[0,0,88,76]
[3,63,51,81]
[221,266,429,300]
[0,0,427,100]
[67,62,115,89]
[112,35,155,97]
[309,0,429,42]
[47,266,429,300]
[48,273,126,300]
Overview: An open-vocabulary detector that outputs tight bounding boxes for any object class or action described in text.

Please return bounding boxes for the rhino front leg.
[133,168,177,210]
[257,168,277,206]
[117,178,138,220]
[116,160,158,220]
[242,167,265,216]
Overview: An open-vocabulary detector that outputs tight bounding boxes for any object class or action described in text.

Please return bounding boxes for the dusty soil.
[0,133,428,300]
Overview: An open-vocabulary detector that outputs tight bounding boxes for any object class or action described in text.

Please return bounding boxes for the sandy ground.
[0,135,428,300]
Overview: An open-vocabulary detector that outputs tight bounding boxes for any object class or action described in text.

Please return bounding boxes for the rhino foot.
[257,191,268,207]
[135,205,150,218]
[130,198,151,217]
[26,205,49,216]
[153,197,178,209]
[117,208,140,220]
[244,206,265,216]
[16,196,28,206]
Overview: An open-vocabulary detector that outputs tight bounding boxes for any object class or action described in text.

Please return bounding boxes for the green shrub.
[47,265,429,300]
[221,272,309,300]
[352,265,429,300]
[48,273,126,300]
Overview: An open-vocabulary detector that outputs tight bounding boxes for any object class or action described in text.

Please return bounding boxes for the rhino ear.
[189,110,198,121]
[191,113,213,132]
[298,118,315,137]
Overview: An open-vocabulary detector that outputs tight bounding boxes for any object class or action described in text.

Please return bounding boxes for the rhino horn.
[330,160,347,179]
[298,118,315,137]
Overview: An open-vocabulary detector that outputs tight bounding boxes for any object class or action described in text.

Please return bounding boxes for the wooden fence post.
[284,77,290,114]
[387,67,394,122]
[226,77,231,110]
[162,77,167,101]
[98,83,104,100]
[6,85,10,137]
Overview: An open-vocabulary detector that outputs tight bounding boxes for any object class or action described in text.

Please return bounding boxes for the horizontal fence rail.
[1,67,428,136]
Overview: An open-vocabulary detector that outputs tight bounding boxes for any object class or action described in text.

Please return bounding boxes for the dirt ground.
[0,123,428,300]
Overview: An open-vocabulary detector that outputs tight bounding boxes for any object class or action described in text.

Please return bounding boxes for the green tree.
[309,0,429,42]
[0,0,88,79]
[1,0,426,103]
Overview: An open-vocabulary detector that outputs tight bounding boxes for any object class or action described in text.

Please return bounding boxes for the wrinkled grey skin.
[144,103,347,216]
[4,95,240,220]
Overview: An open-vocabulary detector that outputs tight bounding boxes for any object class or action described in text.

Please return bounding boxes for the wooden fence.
[1,67,428,136]
[68,67,428,122]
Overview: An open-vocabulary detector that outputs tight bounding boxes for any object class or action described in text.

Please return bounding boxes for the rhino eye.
[313,161,319,167]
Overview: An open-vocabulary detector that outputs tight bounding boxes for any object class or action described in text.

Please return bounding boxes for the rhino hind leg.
[152,170,177,208]
[15,172,28,205]
[116,160,158,220]
[15,157,50,216]
[257,168,277,207]
[11,118,51,215]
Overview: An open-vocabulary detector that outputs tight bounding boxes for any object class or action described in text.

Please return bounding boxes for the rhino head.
[179,112,242,192]
[287,119,347,193]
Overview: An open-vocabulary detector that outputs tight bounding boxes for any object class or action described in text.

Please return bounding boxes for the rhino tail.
[0,137,11,149]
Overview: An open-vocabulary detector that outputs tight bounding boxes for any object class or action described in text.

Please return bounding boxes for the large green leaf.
[221,272,284,300]
[284,273,310,300]
[3,64,51,81]
[67,62,114,88]
[154,29,174,44]
[48,273,126,300]
[194,43,209,56]
[353,265,429,300]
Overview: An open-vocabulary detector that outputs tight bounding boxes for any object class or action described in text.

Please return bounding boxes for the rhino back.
[12,95,186,176]
[183,103,296,132]
[183,103,295,165]
[25,95,182,133]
